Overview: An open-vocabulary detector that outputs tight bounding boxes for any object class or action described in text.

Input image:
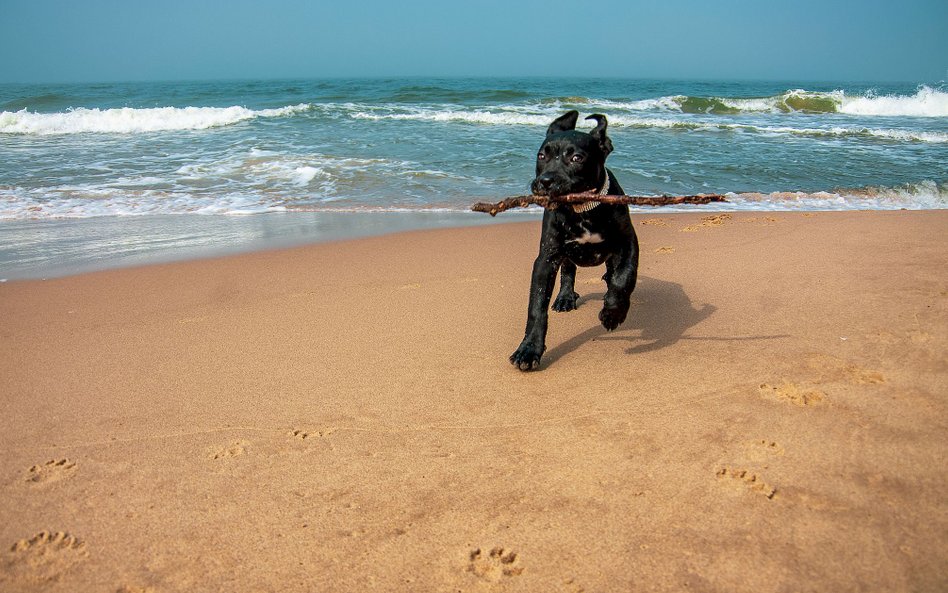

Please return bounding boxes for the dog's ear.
[546,110,579,136]
[585,114,613,157]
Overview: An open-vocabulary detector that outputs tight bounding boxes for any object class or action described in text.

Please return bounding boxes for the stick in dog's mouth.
[470,193,728,216]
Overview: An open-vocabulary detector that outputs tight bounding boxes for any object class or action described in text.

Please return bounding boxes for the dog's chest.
[563,218,610,265]
[570,228,604,244]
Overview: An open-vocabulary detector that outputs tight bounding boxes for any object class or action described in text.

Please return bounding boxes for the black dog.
[510,110,639,371]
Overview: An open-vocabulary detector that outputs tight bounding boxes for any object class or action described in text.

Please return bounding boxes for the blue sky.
[2,0,946,83]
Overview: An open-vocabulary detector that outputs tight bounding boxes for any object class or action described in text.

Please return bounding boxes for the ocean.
[1,78,945,279]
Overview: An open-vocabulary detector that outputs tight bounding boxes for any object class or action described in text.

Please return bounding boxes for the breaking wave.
[606,117,948,143]
[0,103,312,135]
[350,107,947,143]
[617,86,948,117]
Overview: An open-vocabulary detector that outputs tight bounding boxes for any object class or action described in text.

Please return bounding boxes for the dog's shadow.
[543,275,717,365]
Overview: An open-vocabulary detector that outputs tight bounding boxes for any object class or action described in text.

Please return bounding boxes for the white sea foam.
[840,86,948,117]
[721,122,948,143]
[292,166,323,185]
[0,186,278,219]
[0,148,471,219]
[0,103,311,135]
[173,151,395,197]
[350,108,553,126]
[0,185,286,218]
[726,181,948,211]
[344,104,946,142]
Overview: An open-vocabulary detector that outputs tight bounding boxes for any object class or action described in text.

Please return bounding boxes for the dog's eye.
[570,154,585,163]
[537,153,546,160]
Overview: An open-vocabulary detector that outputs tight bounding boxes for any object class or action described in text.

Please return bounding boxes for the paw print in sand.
[4,531,87,584]
[758,382,825,407]
[467,547,523,581]
[25,459,77,485]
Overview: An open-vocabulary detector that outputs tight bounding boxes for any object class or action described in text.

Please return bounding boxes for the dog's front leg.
[552,260,579,312]
[510,252,561,371]
[600,238,639,331]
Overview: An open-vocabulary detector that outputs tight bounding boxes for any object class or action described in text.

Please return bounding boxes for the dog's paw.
[599,305,629,331]
[510,342,544,371]
[552,290,579,312]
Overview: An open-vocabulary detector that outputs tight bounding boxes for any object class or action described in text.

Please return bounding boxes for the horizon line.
[0,73,938,87]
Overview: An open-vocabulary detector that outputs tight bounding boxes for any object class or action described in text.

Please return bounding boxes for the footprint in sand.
[288,428,335,441]
[3,531,87,585]
[845,365,886,385]
[739,216,778,225]
[744,439,785,460]
[716,467,777,499]
[640,218,668,227]
[654,246,675,254]
[680,213,732,232]
[25,459,77,485]
[758,382,825,407]
[209,441,248,460]
[467,547,523,581]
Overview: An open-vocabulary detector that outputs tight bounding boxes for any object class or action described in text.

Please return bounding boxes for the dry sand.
[1,210,946,592]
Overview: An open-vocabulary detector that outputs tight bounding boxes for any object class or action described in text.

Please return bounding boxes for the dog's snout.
[531,173,558,196]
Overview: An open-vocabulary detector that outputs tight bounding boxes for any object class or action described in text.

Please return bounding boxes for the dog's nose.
[537,174,554,189]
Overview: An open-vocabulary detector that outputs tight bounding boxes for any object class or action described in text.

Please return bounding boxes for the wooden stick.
[471,192,728,216]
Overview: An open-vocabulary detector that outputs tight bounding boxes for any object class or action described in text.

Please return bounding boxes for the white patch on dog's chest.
[571,231,603,244]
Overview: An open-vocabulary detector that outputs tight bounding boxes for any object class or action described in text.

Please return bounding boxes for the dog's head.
[531,110,614,198]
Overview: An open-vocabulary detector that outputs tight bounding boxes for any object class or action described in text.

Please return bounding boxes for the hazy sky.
[2,0,946,84]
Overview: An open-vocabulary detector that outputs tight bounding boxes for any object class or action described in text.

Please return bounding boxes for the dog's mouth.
[531,178,597,198]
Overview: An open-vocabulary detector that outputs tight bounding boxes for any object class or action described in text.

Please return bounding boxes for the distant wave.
[608,86,948,117]
[621,90,849,115]
[384,86,534,103]
[536,87,947,117]
[606,117,948,143]
[1,93,74,112]
[350,107,947,143]
[351,109,552,126]
[0,103,312,135]
[4,87,943,137]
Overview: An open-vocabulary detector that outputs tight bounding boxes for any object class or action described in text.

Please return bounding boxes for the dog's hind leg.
[599,235,639,331]
[552,260,580,312]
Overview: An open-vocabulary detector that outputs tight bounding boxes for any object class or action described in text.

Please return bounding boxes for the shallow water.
[1,77,945,278]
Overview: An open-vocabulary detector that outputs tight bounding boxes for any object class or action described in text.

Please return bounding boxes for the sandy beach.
[1,210,946,592]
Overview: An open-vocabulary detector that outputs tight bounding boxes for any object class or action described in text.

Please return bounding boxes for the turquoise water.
[1,78,946,277]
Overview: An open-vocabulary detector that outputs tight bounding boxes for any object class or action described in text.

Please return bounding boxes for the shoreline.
[0,209,542,281]
[4,204,947,282]
[1,210,946,592]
